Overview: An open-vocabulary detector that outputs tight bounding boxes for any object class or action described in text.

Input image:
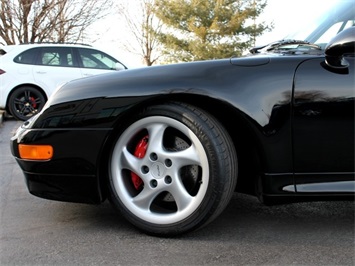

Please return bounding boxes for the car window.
[39,47,77,67]
[14,48,39,64]
[77,48,119,70]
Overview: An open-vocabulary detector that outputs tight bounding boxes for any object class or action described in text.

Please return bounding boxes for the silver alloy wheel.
[110,116,209,225]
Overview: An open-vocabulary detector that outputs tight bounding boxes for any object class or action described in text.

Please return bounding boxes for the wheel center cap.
[151,162,166,179]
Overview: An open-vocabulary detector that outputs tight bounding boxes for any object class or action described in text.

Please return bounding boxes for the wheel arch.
[6,83,48,114]
[97,93,265,200]
[175,94,265,196]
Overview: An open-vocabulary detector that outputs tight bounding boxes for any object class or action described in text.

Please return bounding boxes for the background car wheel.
[109,102,238,236]
[8,86,46,121]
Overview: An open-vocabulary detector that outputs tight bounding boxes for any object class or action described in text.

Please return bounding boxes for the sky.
[89,0,338,67]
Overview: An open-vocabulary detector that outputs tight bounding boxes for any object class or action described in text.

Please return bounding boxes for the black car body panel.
[10,51,355,203]
[10,1,355,221]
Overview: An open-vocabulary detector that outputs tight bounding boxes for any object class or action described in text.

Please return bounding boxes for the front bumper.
[10,123,110,204]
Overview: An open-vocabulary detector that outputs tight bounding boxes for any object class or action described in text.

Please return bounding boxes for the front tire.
[109,102,237,236]
[8,86,46,120]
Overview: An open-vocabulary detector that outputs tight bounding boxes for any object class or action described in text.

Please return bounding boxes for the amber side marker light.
[19,144,53,160]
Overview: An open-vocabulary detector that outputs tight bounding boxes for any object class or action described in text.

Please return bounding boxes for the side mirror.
[324,27,355,70]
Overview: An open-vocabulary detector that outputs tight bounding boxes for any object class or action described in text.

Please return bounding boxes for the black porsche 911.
[10,1,354,236]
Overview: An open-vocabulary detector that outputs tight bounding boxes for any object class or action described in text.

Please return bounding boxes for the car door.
[32,47,82,94]
[292,55,355,192]
[76,48,125,78]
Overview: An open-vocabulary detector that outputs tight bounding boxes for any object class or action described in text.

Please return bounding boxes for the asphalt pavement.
[1,119,354,266]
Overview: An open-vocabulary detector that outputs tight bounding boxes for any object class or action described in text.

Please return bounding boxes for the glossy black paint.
[325,27,355,69]
[293,57,354,173]
[10,24,355,205]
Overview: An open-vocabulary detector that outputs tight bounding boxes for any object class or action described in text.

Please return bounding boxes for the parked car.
[10,1,354,236]
[0,43,127,120]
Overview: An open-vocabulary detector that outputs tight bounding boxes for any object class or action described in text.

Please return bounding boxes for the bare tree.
[0,0,113,45]
[118,0,162,66]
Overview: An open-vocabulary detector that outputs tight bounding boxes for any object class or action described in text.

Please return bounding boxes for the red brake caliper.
[29,97,37,108]
[131,135,149,190]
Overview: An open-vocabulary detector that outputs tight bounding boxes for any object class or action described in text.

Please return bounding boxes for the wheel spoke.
[24,90,31,101]
[132,186,161,210]
[33,97,42,105]
[14,98,24,105]
[168,144,202,168]
[168,177,194,211]
[145,123,167,154]
[28,106,36,113]
[19,105,27,115]
[120,147,143,178]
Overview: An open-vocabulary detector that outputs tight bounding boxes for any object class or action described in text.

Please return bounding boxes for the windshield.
[286,0,355,49]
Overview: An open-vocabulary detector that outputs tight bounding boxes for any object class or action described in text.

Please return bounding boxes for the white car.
[0,43,127,120]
